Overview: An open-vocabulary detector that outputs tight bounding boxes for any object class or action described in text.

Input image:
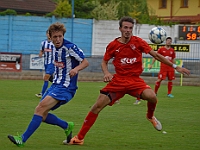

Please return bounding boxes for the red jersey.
[157,47,175,72]
[103,36,152,76]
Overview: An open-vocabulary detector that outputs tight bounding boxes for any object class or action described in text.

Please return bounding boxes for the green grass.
[0,79,199,150]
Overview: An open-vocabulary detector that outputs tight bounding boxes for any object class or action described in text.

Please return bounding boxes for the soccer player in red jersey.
[69,16,190,145]
[149,37,176,98]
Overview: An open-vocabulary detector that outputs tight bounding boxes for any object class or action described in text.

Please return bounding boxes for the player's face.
[166,39,172,46]
[119,21,133,39]
[50,31,64,48]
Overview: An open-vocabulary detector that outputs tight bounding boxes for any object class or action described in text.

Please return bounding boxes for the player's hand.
[103,73,113,82]
[69,68,78,77]
[175,66,190,75]
[149,64,152,69]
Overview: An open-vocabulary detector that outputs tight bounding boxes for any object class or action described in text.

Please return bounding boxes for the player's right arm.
[39,50,43,58]
[39,41,45,58]
[149,57,156,69]
[149,50,190,75]
[101,40,116,82]
[101,60,113,82]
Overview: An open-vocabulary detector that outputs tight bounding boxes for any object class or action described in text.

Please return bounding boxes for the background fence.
[0,15,199,85]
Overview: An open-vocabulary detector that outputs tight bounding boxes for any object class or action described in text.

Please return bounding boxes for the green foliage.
[25,13,32,16]
[0,80,200,150]
[116,0,133,19]
[52,0,72,18]
[73,0,98,19]
[0,9,17,16]
[91,0,119,20]
[0,0,177,26]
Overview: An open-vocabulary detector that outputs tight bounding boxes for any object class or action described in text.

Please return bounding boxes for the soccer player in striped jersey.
[35,30,55,98]
[8,22,89,147]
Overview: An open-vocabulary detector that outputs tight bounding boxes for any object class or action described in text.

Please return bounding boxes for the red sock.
[154,81,161,94]
[168,82,172,94]
[146,101,157,119]
[77,111,98,140]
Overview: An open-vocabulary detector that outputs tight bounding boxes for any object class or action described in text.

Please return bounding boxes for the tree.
[47,0,71,18]
[0,9,17,16]
[128,0,149,23]
[91,0,120,20]
[116,0,133,19]
[50,0,175,26]
[74,0,97,18]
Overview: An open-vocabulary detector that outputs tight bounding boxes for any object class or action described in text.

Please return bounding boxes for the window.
[159,0,167,8]
[181,0,188,8]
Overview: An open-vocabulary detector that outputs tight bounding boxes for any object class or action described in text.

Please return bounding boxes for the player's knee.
[91,102,104,114]
[49,75,53,82]
[43,74,51,81]
[91,96,109,113]
[142,90,157,102]
[149,95,157,103]
[34,105,46,116]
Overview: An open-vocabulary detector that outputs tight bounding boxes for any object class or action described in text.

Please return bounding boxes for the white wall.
[92,20,200,60]
[92,20,120,56]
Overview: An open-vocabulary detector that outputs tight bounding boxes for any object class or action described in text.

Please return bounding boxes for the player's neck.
[118,37,131,44]
[165,45,171,49]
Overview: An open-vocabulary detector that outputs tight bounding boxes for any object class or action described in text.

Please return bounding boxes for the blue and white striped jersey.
[40,39,54,65]
[53,39,85,88]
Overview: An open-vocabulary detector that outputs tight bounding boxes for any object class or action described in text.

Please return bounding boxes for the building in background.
[147,0,200,24]
[0,0,56,15]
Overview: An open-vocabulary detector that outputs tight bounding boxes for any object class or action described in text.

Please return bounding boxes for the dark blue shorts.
[44,64,54,75]
[41,84,76,110]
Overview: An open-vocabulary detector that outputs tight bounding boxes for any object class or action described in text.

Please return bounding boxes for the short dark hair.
[166,36,172,40]
[119,16,134,27]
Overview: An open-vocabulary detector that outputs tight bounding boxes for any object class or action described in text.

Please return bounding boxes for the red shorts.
[100,74,151,106]
[158,71,175,80]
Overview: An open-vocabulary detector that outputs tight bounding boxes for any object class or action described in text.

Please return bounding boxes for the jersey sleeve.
[137,38,152,54]
[157,47,162,54]
[103,41,115,61]
[69,44,85,62]
[40,41,45,51]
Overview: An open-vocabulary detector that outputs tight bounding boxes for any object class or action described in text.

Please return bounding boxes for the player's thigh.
[35,96,58,114]
[91,94,111,113]
[141,88,157,103]
[43,74,51,80]
[100,90,126,106]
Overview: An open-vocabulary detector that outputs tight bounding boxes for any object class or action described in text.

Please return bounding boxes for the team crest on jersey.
[44,48,52,52]
[130,44,136,50]
[54,61,64,68]
[164,56,172,60]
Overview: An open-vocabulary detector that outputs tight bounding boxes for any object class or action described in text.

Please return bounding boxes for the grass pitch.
[0,79,199,150]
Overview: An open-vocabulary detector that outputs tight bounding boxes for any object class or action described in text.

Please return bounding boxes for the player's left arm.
[69,58,89,77]
[149,50,190,75]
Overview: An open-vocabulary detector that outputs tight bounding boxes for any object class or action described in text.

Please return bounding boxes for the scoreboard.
[178,25,200,40]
